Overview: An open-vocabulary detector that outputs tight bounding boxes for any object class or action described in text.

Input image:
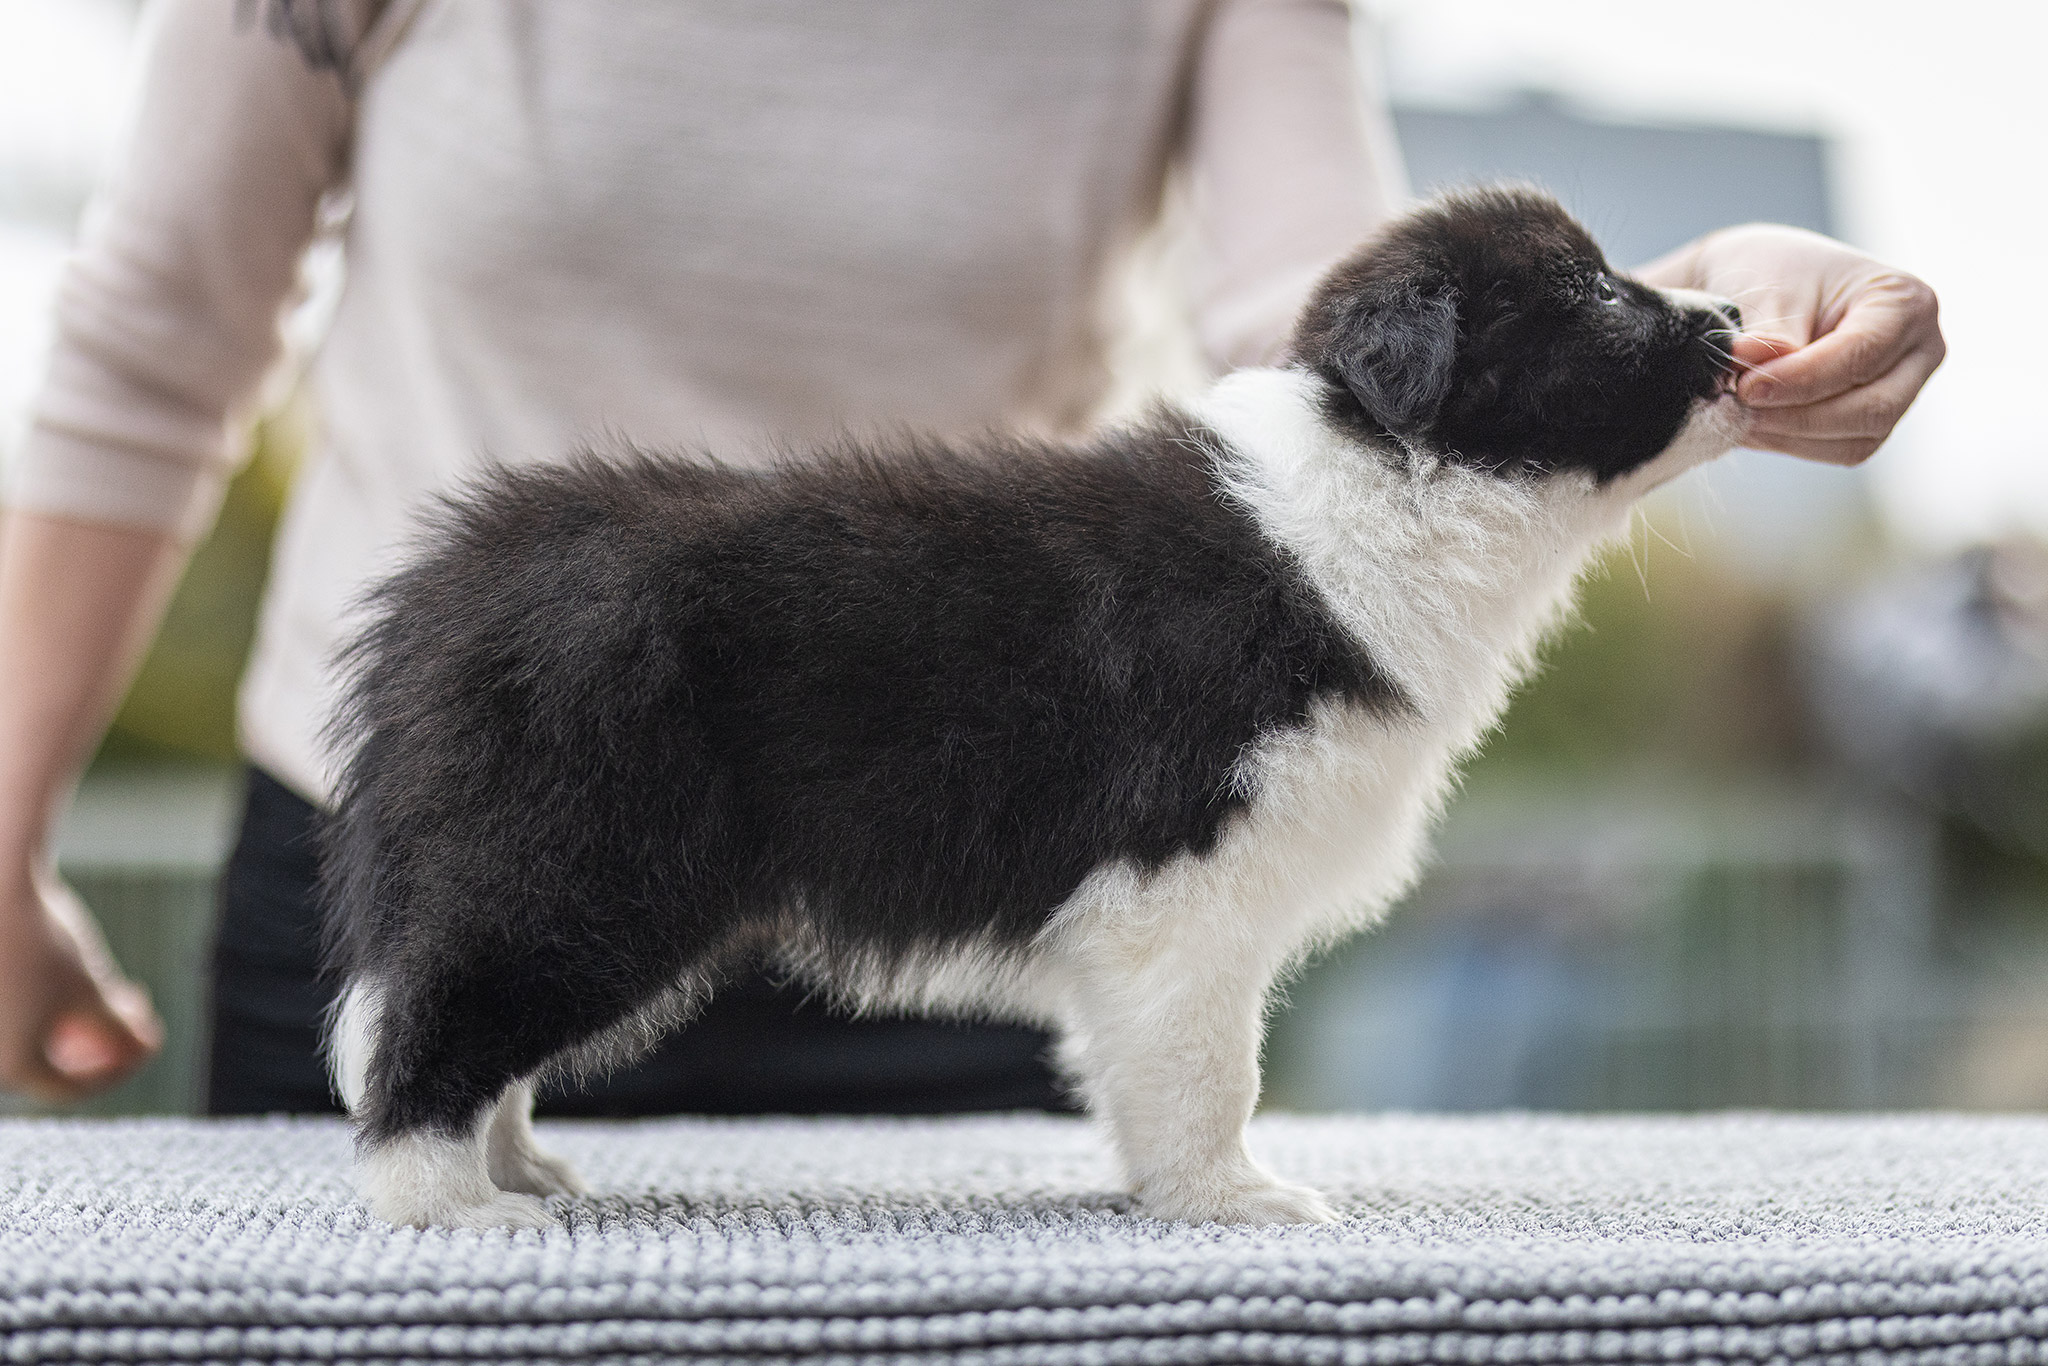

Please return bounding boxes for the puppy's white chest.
[1235,700,1452,937]
[1039,698,1447,984]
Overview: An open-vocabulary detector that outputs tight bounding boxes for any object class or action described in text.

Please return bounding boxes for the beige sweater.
[11,0,1403,803]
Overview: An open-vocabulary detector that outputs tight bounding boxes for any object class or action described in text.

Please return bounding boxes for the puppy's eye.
[1593,275,1620,305]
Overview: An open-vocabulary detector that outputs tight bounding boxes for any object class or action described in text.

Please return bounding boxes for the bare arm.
[0,511,186,1099]
[0,0,362,1102]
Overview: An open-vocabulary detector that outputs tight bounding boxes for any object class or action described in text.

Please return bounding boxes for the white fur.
[339,983,585,1226]
[339,346,1743,1230]
[483,1081,587,1199]
[357,1122,554,1230]
[328,976,382,1115]
[336,976,587,1226]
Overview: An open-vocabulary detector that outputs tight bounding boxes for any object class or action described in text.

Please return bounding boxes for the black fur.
[323,420,1398,1143]
[1292,186,1735,481]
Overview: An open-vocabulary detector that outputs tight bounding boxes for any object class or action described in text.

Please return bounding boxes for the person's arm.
[0,0,361,1100]
[1636,226,1944,465]
[1182,0,1408,371]
[0,514,184,1098]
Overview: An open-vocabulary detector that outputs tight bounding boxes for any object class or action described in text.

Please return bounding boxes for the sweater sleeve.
[6,0,359,542]
[1182,0,1409,372]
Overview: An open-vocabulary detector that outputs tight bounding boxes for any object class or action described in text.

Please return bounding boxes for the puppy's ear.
[1295,278,1460,438]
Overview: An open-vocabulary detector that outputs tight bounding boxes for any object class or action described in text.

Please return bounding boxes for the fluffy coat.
[323,188,1746,1228]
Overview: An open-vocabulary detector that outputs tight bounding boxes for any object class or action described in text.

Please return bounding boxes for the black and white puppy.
[323,187,1746,1229]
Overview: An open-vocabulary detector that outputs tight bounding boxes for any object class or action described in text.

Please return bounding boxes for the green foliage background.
[1469,546,1808,782]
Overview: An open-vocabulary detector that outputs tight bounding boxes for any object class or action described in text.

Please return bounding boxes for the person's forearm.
[0,509,188,869]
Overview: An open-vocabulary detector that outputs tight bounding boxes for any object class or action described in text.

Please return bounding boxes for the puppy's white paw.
[436,1190,555,1230]
[358,1131,559,1230]
[1141,1178,1339,1227]
[371,1189,555,1231]
[492,1146,587,1199]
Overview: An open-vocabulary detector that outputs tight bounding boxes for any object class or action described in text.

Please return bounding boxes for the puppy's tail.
[325,977,383,1116]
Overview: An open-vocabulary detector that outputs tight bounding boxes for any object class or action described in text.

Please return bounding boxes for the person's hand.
[0,864,162,1102]
[1650,224,1944,466]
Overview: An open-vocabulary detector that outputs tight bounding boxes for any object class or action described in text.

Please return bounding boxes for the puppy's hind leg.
[1056,915,1335,1226]
[339,992,551,1228]
[330,976,554,1228]
[341,964,633,1229]
[485,1081,586,1198]
[356,1107,554,1231]
[326,975,384,1116]
[339,926,719,1228]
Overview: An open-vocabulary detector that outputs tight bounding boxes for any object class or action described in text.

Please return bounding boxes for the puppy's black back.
[323,416,1393,1140]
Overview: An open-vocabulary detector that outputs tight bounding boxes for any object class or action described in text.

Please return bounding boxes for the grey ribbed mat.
[5,1113,2048,1364]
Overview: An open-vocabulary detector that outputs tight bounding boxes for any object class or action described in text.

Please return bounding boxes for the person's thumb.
[43,981,160,1084]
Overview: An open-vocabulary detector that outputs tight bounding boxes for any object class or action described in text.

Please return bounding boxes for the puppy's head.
[1292,185,1743,486]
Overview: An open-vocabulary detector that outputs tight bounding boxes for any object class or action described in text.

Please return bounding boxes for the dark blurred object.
[1806,539,2048,858]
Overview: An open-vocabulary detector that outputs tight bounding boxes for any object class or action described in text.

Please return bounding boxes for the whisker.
[1700,339,1771,379]
[1721,314,1802,333]
[1624,506,1653,599]
[1708,274,1776,295]
[1673,496,1699,560]
[1644,511,1694,562]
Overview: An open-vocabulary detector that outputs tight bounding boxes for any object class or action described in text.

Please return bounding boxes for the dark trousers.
[205,766,1067,1116]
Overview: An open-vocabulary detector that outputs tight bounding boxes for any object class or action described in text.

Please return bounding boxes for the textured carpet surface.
[4,1113,2048,1363]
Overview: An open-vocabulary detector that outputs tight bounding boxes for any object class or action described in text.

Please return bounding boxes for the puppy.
[322,187,1746,1229]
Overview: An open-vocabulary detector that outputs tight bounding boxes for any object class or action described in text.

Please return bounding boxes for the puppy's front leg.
[1060,937,1335,1226]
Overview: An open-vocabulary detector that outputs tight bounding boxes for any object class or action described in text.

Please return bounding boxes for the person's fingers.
[45,1010,128,1078]
[0,985,126,1104]
[1743,342,1946,442]
[8,1061,93,1105]
[1715,279,1814,350]
[5,999,157,1102]
[40,982,159,1093]
[1748,393,1891,439]
[1729,331,1799,369]
[105,978,164,1052]
[1738,274,1938,408]
[0,872,162,1103]
[1,1011,82,1101]
[1740,314,1907,408]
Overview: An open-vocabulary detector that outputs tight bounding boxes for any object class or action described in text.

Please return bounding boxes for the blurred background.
[2,0,2044,1117]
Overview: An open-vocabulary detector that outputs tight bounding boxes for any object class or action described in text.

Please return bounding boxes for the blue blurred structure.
[1394,90,1835,264]
[1268,782,1952,1112]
